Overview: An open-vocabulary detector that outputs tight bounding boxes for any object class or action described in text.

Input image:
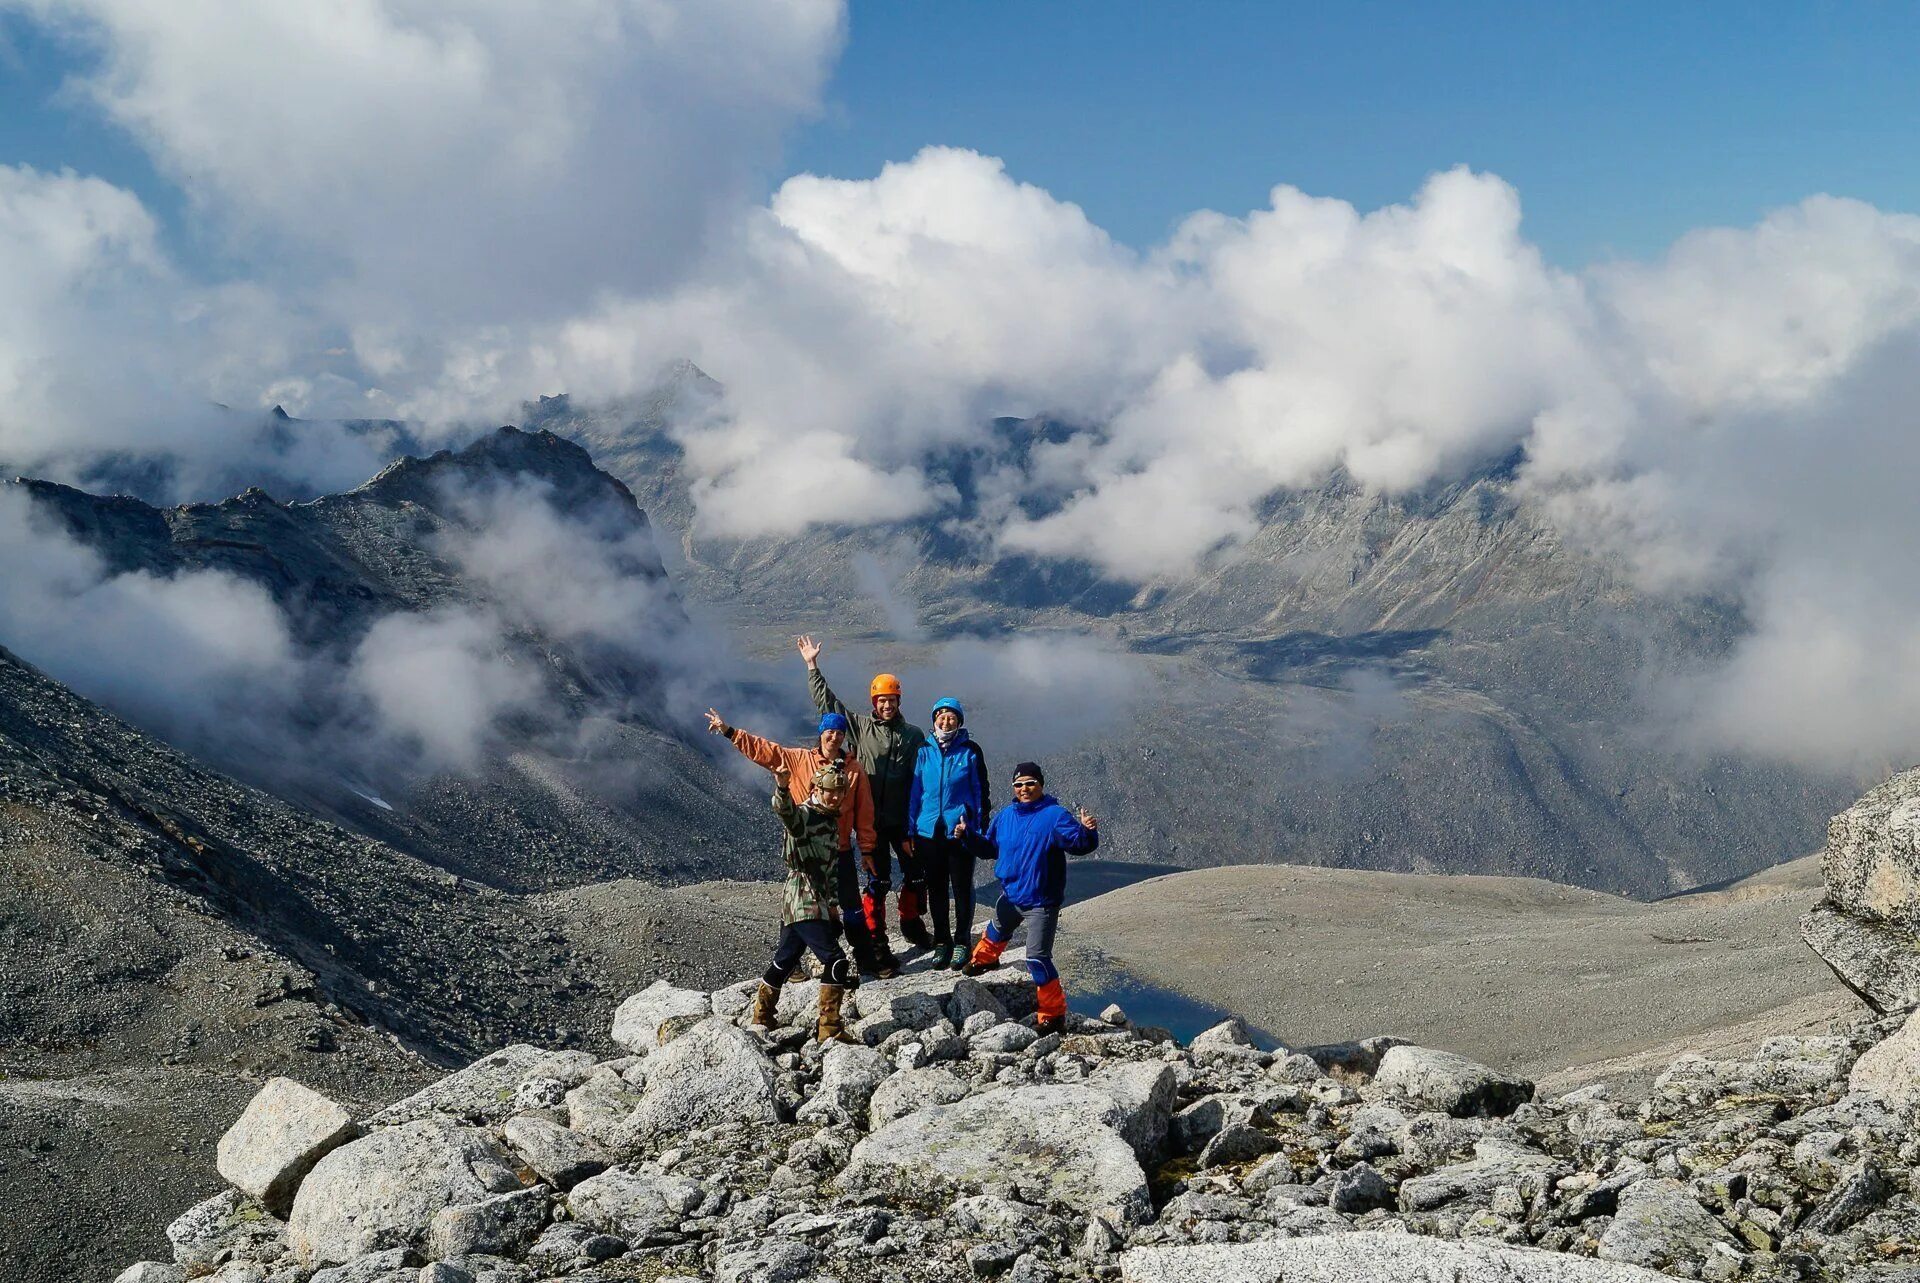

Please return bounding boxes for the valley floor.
[1057,855,1851,1092]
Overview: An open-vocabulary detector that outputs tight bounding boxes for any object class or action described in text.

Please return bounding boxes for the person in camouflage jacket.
[798,634,931,962]
[751,760,859,1043]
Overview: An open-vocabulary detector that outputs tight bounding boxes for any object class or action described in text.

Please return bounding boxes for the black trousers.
[765,919,853,987]
[863,823,925,897]
[922,832,977,946]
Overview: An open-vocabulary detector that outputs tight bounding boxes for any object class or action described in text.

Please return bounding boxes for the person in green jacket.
[799,634,930,963]
[750,759,860,1044]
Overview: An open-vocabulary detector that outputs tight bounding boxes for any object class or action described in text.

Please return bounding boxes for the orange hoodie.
[727,727,878,856]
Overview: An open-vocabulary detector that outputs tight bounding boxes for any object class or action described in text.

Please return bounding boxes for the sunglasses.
[1011,778,1041,788]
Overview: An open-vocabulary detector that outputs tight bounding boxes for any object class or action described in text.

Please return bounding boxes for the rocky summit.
[113,867,1920,1283]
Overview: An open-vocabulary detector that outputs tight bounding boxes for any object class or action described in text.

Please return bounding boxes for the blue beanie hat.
[930,697,965,724]
[818,712,851,734]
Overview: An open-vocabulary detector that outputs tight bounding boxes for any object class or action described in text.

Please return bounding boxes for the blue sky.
[789,1,1920,265]
[4,3,1917,269]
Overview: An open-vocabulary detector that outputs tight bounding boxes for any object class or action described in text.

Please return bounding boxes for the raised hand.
[704,708,727,735]
[796,634,823,667]
[1078,806,1097,830]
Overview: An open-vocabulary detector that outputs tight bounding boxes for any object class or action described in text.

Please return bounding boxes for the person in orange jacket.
[799,635,930,967]
[705,706,895,977]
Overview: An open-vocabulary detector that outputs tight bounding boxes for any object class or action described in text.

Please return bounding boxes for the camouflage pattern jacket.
[772,785,842,925]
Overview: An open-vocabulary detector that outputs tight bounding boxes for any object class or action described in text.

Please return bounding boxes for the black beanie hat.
[1012,761,1044,787]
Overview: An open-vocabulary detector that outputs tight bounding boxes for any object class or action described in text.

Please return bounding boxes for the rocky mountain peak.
[349,426,649,530]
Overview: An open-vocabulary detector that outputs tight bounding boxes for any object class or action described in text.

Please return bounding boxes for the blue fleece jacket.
[984,793,1099,909]
[907,729,989,840]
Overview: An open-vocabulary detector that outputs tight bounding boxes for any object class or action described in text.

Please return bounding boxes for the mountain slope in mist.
[531,384,1851,897]
[3,425,762,891]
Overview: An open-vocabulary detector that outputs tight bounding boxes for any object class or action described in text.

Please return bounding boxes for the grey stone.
[868,1065,971,1127]
[217,1078,361,1215]
[166,1190,290,1271]
[714,1237,818,1283]
[1818,767,1920,928]
[309,1248,421,1283]
[795,1041,891,1124]
[772,977,822,1028]
[500,1113,608,1189]
[1121,1232,1672,1282]
[418,1265,473,1283]
[972,1021,1039,1055]
[565,1165,703,1246]
[619,1019,778,1146]
[426,1187,550,1260]
[1330,1162,1395,1214]
[841,1083,1152,1222]
[711,979,756,1022]
[1084,1061,1177,1159]
[949,978,1010,1025]
[524,1222,623,1272]
[1301,1035,1407,1084]
[1849,1007,1920,1109]
[1189,1018,1260,1057]
[610,980,712,1050]
[289,1120,520,1265]
[1198,1122,1279,1168]
[366,1047,596,1128]
[115,1264,184,1283]
[1372,1045,1533,1118]
[1801,904,1920,1014]
[1596,1178,1740,1273]
[1399,1140,1564,1212]
[1801,1157,1891,1234]
[562,1073,642,1151]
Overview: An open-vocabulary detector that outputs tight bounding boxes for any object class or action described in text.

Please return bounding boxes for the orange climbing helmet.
[869,673,903,700]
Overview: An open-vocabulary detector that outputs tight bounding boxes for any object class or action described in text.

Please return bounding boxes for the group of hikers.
[703,635,1100,1044]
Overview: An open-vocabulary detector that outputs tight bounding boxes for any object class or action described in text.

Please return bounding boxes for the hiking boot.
[1035,977,1067,1036]
[897,886,934,949]
[749,981,780,1028]
[854,945,897,980]
[817,983,859,1044]
[930,942,954,971]
[960,932,1005,977]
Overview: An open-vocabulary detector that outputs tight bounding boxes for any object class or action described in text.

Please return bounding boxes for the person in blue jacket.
[959,760,1098,1034]
[906,697,990,970]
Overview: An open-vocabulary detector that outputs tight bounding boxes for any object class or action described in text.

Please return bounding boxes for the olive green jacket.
[772,785,840,925]
[810,665,927,832]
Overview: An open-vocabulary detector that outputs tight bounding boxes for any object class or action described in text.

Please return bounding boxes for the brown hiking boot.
[749,981,780,1028]
[817,983,859,1044]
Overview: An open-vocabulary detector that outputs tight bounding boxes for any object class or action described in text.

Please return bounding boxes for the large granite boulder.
[1848,1007,1920,1110]
[217,1078,360,1215]
[1372,1045,1534,1118]
[364,1045,597,1128]
[166,1190,290,1272]
[288,1120,521,1264]
[1820,768,1920,926]
[1122,1232,1671,1282]
[1803,769,1920,1012]
[621,1018,778,1146]
[610,981,712,1051]
[839,1083,1151,1222]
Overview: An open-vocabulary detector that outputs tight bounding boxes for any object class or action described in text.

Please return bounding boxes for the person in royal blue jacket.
[959,759,1098,1034]
[906,697,990,970]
